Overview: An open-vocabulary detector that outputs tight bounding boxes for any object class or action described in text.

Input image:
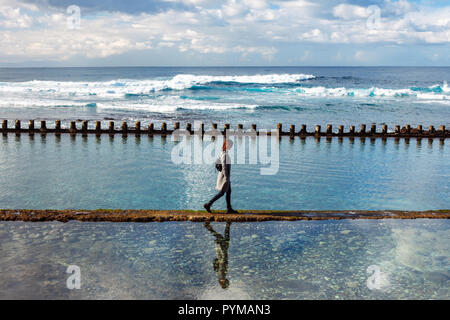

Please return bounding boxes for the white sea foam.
[0,73,315,95]
[0,95,257,112]
[95,97,258,113]
[0,97,92,108]
[173,73,316,84]
[293,83,449,99]
[0,76,448,112]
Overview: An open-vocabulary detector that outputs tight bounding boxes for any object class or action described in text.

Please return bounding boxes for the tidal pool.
[0,133,448,210]
[0,219,448,299]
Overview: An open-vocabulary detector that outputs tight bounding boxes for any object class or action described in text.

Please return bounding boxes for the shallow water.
[0,133,448,210]
[0,219,448,299]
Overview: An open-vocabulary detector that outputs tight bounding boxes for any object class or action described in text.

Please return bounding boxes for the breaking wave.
[292,82,449,99]
[0,73,316,96]
[0,74,448,112]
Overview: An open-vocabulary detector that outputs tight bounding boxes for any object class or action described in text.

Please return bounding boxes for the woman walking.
[204,139,238,214]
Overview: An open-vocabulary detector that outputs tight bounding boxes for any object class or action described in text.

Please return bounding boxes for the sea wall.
[1,120,448,138]
[1,209,448,223]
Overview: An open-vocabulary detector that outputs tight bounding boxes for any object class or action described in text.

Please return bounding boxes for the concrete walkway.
[1,209,448,223]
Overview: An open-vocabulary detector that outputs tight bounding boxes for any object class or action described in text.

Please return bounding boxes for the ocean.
[0,66,449,129]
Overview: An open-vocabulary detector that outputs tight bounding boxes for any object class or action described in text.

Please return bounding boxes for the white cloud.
[406,7,450,30]
[354,50,365,60]
[221,0,247,17]
[333,4,370,20]
[0,0,449,64]
[243,0,269,10]
[384,0,413,16]
[233,45,278,61]
[0,0,39,11]
[0,6,33,28]
[300,28,326,42]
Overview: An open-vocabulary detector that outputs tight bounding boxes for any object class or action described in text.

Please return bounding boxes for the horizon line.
[0,65,449,69]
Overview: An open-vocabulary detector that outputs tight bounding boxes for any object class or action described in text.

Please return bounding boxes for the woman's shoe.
[203,203,212,213]
[226,208,238,214]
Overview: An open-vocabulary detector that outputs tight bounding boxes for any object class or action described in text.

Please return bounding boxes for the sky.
[0,0,449,66]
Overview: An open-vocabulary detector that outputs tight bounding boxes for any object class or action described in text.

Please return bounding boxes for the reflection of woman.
[204,222,231,289]
[204,139,238,214]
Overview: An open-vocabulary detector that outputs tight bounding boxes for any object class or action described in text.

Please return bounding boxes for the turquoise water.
[0,133,448,210]
[0,219,448,299]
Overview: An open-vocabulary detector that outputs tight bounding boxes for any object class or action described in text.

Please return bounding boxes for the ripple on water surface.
[0,219,448,299]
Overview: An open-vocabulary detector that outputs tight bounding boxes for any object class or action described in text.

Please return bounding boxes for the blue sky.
[0,0,449,66]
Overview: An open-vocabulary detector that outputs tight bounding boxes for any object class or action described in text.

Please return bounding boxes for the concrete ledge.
[0,209,448,223]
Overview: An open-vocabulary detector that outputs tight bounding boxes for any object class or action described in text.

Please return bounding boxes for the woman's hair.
[222,139,233,151]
